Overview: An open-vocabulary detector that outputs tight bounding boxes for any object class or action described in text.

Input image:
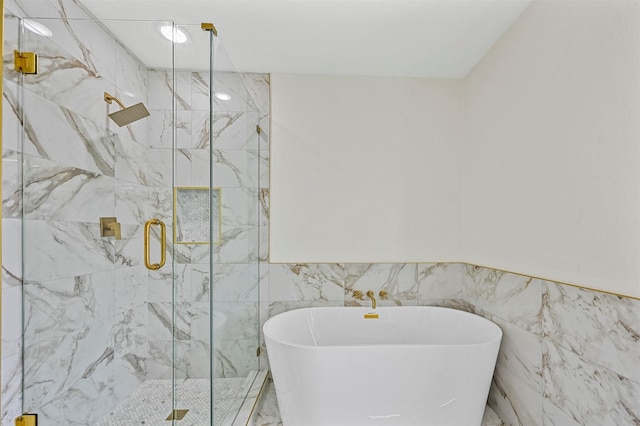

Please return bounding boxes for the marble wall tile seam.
[464,274,639,424]
[540,338,640,388]
[488,374,544,426]
[17,50,118,128]
[415,299,466,310]
[540,331,640,388]
[485,312,544,395]
[458,300,545,423]
[542,396,582,426]
[461,266,543,336]
[542,339,640,425]
[2,264,23,288]
[542,281,640,383]
[33,0,122,78]
[22,164,116,222]
[12,91,118,177]
[469,304,542,341]
[19,26,115,86]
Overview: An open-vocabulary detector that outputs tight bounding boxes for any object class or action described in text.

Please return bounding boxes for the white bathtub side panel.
[266,340,500,426]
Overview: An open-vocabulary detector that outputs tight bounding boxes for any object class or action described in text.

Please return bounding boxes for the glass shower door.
[170,23,265,425]
[10,12,181,424]
[5,6,265,424]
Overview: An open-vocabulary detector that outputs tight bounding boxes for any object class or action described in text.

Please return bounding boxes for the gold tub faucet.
[366,290,377,310]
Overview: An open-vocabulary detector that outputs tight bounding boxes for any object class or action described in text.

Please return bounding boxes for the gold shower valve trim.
[100,217,121,240]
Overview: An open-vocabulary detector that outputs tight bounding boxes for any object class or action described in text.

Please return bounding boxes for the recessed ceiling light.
[160,25,188,44]
[23,19,53,37]
[214,92,231,101]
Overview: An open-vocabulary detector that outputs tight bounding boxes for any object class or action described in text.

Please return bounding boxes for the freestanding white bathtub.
[263,306,502,426]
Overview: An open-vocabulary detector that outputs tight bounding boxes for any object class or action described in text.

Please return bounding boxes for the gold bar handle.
[144,218,166,270]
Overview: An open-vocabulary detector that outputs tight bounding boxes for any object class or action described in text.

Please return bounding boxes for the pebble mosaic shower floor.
[96,377,250,425]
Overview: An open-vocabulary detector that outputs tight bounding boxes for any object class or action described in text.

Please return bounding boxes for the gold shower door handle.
[144,218,166,270]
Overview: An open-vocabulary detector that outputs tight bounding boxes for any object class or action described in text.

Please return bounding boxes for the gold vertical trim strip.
[463,262,640,301]
[267,74,271,264]
[243,372,271,426]
[265,257,640,301]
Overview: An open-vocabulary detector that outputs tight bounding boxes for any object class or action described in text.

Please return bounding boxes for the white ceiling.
[80,0,532,78]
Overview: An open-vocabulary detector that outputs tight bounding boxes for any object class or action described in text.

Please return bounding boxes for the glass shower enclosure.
[2,1,263,424]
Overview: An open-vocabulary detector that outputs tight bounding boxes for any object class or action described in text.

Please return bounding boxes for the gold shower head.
[104,92,150,127]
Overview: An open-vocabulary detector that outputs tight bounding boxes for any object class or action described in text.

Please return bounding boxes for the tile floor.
[96,376,253,425]
[250,378,507,426]
[96,374,505,425]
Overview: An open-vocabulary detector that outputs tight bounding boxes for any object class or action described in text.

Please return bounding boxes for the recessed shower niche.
[174,187,221,244]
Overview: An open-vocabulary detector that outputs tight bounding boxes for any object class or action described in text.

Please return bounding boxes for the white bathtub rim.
[263,306,503,350]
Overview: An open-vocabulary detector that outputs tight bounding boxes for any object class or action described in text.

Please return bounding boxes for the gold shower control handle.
[100,217,121,240]
[108,222,121,240]
[144,218,166,270]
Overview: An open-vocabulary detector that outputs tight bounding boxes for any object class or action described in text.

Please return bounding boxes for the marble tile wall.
[461,265,640,425]
[11,231,637,426]
[1,7,269,421]
[262,262,640,425]
[1,1,151,424]
[145,69,269,380]
[4,3,637,426]
[259,262,464,368]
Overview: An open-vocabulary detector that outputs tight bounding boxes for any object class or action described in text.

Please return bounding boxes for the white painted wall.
[270,74,465,263]
[464,0,640,297]
[270,0,640,298]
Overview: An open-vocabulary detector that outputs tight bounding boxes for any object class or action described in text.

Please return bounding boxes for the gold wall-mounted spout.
[366,290,377,310]
[100,217,121,240]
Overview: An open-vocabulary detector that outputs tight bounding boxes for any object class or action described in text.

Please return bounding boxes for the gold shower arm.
[104,92,127,110]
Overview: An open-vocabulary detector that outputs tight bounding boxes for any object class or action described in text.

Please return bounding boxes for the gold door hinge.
[256,125,262,135]
[166,409,189,421]
[201,22,218,36]
[256,347,261,357]
[14,51,38,74]
[15,413,37,426]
